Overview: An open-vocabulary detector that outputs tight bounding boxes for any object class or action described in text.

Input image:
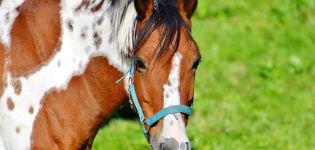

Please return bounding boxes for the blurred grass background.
[93,0,315,149]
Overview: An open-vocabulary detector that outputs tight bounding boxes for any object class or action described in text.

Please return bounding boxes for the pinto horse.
[0,0,200,149]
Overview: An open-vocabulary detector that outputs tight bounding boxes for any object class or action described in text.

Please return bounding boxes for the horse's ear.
[177,0,198,19]
[134,0,154,20]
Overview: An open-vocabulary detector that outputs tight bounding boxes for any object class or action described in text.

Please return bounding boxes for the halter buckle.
[142,119,150,133]
[128,76,133,85]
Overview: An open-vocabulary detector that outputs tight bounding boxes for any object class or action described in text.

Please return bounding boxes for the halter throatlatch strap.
[116,58,192,141]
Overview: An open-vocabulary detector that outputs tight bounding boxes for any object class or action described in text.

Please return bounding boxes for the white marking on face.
[0,0,25,47]
[0,0,137,149]
[0,138,5,150]
[160,52,189,143]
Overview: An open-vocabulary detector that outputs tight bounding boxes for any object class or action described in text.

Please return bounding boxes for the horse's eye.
[192,59,201,71]
[135,58,147,72]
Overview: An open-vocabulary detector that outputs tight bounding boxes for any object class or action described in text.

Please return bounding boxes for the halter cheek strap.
[116,58,192,141]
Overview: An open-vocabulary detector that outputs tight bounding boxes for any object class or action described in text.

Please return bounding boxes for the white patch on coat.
[0,0,25,47]
[0,0,137,149]
[160,53,189,144]
[0,138,5,150]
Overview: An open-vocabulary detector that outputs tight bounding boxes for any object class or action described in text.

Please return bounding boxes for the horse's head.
[130,0,200,149]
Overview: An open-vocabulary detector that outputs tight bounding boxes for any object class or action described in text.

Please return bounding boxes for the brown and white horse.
[0,0,200,149]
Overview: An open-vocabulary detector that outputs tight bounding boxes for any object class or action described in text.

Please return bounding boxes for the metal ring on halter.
[142,119,150,133]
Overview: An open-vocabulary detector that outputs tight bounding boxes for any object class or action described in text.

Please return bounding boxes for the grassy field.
[93,0,315,149]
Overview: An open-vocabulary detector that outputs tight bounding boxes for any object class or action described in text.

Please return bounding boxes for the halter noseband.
[116,58,192,141]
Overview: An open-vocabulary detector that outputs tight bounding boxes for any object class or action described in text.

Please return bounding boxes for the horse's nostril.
[185,142,191,150]
[159,142,165,150]
[179,142,191,150]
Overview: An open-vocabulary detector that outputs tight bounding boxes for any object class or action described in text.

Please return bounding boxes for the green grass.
[93,0,315,149]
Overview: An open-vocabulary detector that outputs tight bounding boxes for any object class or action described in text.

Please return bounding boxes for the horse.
[0,0,200,149]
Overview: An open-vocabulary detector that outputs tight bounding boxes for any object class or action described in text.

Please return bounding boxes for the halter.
[116,58,192,141]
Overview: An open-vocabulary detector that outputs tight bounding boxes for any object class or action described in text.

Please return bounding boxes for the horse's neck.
[0,0,134,149]
[31,57,128,149]
[30,0,134,145]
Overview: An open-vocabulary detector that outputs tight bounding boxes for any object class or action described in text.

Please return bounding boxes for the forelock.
[134,1,192,59]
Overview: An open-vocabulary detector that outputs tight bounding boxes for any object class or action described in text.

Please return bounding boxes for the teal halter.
[116,58,192,141]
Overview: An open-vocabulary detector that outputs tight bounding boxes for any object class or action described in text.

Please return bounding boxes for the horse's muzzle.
[151,137,191,150]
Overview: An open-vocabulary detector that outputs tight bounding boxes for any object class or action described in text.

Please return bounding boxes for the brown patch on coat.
[75,0,90,12]
[93,32,102,50]
[16,126,21,133]
[67,20,73,31]
[91,0,104,12]
[75,0,105,12]
[97,16,104,25]
[9,0,61,77]
[0,44,5,97]
[29,106,34,114]
[12,79,22,95]
[7,98,15,111]
[81,32,86,40]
